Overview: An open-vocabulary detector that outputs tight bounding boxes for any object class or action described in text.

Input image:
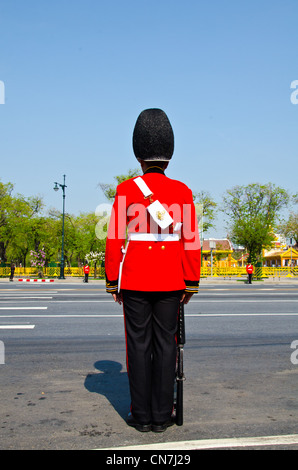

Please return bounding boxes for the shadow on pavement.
[84,360,130,420]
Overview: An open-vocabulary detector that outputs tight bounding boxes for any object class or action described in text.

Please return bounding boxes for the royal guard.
[105,109,201,432]
[9,262,16,282]
[83,263,90,283]
[246,263,254,284]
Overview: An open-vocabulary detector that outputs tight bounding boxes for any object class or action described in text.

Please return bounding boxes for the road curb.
[17,279,55,283]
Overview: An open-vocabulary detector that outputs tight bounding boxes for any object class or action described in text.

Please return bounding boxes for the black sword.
[176,301,186,426]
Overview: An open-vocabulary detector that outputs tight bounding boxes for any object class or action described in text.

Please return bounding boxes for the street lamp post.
[53,175,67,279]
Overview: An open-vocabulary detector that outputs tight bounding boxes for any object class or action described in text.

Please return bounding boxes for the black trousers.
[122,289,183,424]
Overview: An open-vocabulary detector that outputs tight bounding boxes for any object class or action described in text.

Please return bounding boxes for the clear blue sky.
[0,0,297,238]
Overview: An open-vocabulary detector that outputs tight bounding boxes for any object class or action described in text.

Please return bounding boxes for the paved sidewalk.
[0,276,106,284]
[200,276,298,284]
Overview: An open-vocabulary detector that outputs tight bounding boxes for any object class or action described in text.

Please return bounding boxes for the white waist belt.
[128,233,179,242]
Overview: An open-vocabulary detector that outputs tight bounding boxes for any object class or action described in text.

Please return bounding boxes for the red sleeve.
[104,188,127,293]
[180,189,201,293]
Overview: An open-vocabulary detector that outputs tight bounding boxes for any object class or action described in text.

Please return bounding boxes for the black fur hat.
[132,108,174,161]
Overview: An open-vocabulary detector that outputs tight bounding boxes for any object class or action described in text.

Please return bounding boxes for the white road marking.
[0,314,123,318]
[0,307,48,310]
[187,313,298,316]
[0,290,58,293]
[190,300,298,302]
[197,292,298,296]
[2,300,298,307]
[0,313,298,319]
[0,300,115,303]
[3,299,298,305]
[0,325,35,329]
[2,291,298,297]
[99,433,298,450]
[36,299,115,304]
[0,297,52,299]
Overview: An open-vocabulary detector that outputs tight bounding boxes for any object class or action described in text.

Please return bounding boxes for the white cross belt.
[128,233,180,242]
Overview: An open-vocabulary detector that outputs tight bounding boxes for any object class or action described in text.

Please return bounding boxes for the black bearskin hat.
[132,108,174,161]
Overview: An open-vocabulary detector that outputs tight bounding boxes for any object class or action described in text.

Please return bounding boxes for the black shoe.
[126,413,151,432]
[152,419,174,433]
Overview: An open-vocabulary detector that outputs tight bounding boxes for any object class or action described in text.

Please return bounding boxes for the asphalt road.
[1,278,298,451]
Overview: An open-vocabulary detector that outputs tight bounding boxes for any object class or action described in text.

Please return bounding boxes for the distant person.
[83,263,90,283]
[246,263,254,284]
[9,263,15,281]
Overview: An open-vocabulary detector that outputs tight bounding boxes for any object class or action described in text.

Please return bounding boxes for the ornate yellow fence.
[0,267,106,278]
[201,267,298,278]
[0,266,297,278]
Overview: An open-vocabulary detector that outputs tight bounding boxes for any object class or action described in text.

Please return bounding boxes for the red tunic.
[246,264,254,274]
[105,168,201,293]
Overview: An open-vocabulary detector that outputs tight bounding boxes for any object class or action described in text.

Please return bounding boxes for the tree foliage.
[1,176,292,270]
[99,168,141,201]
[279,212,298,245]
[278,195,298,245]
[0,180,106,267]
[0,181,44,264]
[193,190,217,233]
[222,183,290,264]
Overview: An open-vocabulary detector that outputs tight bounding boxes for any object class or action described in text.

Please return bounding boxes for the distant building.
[263,233,298,267]
[202,235,298,268]
[263,247,298,267]
[202,238,234,267]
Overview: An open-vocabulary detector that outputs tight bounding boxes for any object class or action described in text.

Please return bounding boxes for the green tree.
[8,199,46,267]
[278,195,298,245]
[279,213,298,245]
[85,250,105,278]
[37,215,61,266]
[0,181,44,265]
[222,183,289,265]
[48,209,107,267]
[0,181,16,263]
[99,168,141,201]
[193,190,217,234]
[48,209,78,267]
[74,212,106,264]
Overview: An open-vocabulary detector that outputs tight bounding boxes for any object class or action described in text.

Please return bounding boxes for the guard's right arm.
[105,187,127,294]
